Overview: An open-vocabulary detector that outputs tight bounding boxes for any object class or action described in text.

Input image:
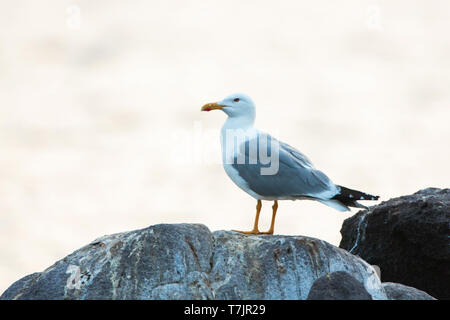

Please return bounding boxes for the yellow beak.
[201,102,226,112]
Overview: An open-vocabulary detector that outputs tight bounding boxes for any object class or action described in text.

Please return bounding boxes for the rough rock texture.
[1,223,387,300]
[382,282,436,300]
[340,188,450,300]
[306,271,372,300]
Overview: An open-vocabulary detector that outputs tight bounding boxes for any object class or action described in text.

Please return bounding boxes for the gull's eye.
[233,98,240,102]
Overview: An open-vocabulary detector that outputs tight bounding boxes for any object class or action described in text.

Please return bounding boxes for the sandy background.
[0,0,449,293]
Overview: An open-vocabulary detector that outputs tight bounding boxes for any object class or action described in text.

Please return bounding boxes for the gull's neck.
[220,115,257,164]
[221,115,255,131]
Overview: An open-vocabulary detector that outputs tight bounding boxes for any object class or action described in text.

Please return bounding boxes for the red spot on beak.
[204,107,211,111]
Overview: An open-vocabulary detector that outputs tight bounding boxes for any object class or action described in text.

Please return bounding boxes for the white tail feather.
[318,199,350,212]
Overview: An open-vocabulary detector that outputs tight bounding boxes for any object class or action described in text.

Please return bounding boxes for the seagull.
[201,93,379,235]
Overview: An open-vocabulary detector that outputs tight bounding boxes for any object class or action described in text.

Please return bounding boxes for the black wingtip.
[358,194,379,201]
[332,185,379,208]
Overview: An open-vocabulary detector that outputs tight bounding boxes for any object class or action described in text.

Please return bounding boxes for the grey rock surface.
[1,223,387,300]
[306,271,372,300]
[382,282,436,300]
[339,188,450,300]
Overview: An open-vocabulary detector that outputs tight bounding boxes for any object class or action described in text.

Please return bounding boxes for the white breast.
[222,163,262,199]
[220,120,262,200]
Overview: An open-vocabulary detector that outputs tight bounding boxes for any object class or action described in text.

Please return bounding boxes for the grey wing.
[278,141,315,169]
[231,134,338,199]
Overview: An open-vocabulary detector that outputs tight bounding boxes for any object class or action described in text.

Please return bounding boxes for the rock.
[382,282,436,300]
[306,271,372,300]
[1,223,388,300]
[339,188,450,300]
[5,224,214,300]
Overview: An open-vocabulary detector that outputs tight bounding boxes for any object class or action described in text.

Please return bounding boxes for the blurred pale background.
[0,0,449,293]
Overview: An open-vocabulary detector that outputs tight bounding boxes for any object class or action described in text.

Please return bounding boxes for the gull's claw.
[232,229,273,235]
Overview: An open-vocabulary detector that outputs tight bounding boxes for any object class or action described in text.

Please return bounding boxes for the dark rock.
[1,223,387,300]
[307,271,372,300]
[2,224,214,300]
[339,188,450,300]
[382,282,436,300]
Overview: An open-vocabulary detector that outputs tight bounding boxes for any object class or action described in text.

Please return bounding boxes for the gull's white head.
[201,93,256,122]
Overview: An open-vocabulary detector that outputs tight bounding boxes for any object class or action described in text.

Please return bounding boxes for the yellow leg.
[261,200,278,235]
[233,200,262,235]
